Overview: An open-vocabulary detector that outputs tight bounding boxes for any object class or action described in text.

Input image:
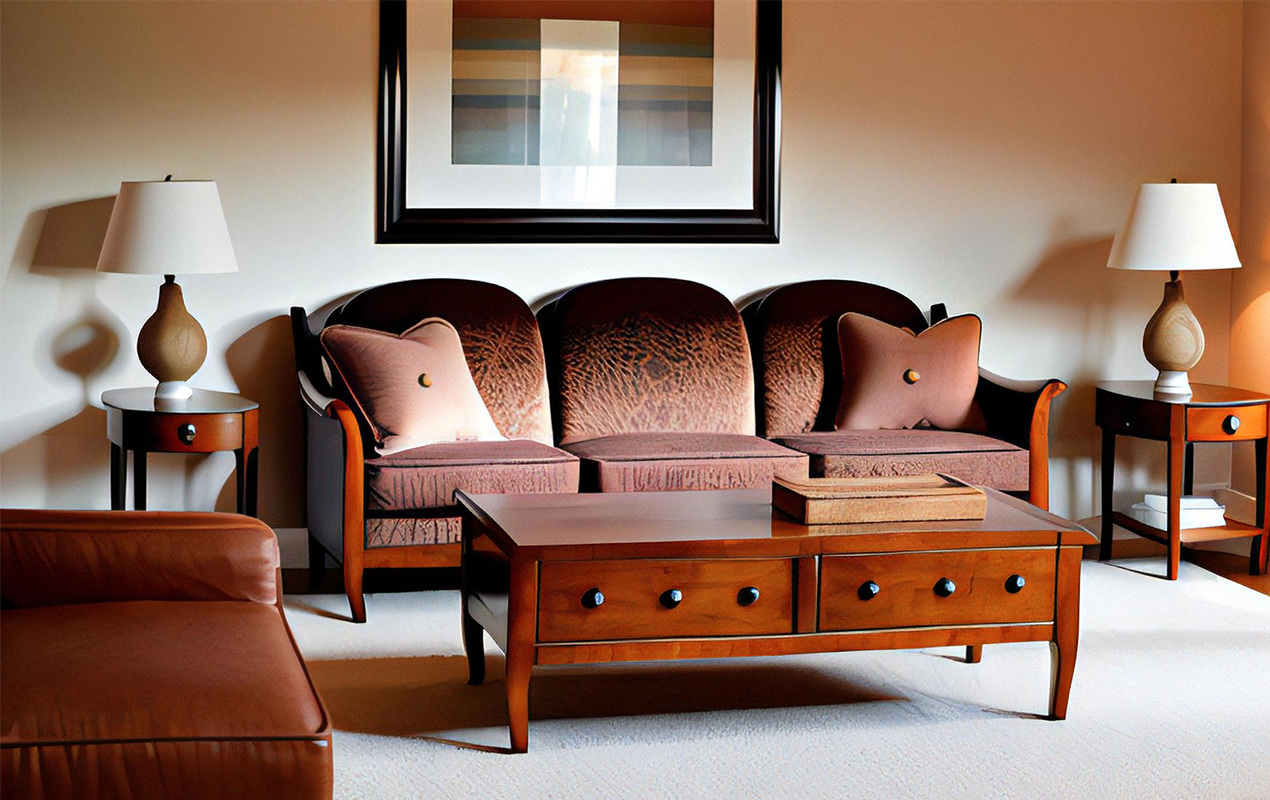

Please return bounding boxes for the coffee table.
[456,487,1095,752]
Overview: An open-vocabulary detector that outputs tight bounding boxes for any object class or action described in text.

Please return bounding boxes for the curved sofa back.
[743,280,927,437]
[538,277,756,444]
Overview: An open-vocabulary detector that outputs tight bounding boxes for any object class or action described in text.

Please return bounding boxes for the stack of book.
[1128,494,1227,530]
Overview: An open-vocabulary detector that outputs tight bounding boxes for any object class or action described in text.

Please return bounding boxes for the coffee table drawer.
[538,559,794,643]
[820,549,1055,631]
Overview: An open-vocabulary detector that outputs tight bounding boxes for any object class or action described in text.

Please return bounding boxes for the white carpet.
[283,559,1270,800]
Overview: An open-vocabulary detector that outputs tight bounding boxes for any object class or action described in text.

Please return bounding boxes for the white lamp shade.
[1106,183,1241,272]
[97,180,238,275]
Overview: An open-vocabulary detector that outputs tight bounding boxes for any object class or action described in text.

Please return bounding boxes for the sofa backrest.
[743,280,928,437]
[539,278,756,443]
[311,278,554,445]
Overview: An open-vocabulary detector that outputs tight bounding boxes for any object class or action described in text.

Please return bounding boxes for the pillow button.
[418,373,432,388]
[903,369,920,385]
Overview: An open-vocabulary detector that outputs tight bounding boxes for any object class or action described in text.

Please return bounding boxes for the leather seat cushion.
[562,433,809,492]
[364,438,579,512]
[773,430,1029,491]
[1,601,331,799]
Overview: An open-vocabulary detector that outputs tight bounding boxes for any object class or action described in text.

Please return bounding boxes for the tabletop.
[101,388,258,414]
[457,487,1092,555]
[1097,381,1270,407]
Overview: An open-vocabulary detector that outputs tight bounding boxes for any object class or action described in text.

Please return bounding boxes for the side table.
[1096,381,1269,580]
[103,388,260,516]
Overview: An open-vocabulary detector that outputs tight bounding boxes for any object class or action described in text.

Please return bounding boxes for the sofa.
[537,277,809,492]
[0,509,332,800]
[292,279,580,622]
[742,280,1064,507]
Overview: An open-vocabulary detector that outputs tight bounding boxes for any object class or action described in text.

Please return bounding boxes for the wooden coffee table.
[456,488,1095,752]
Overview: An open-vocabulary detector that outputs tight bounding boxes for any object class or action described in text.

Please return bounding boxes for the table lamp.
[97,177,238,401]
[1107,181,1241,399]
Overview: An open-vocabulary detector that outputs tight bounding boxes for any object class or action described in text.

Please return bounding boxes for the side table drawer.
[116,410,244,453]
[1186,405,1267,442]
[819,549,1055,631]
[538,558,794,643]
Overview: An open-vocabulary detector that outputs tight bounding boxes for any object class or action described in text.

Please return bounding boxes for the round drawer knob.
[1223,415,1241,435]
[933,578,956,598]
[858,580,881,601]
[580,588,604,609]
[1005,574,1026,594]
[177,423,197,444]
[659,589,683,609]
[737,586,761,606]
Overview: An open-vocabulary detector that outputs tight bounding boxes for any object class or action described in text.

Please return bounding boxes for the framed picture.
[377,0,781,243]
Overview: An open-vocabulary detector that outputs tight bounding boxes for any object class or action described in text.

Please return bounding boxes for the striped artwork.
[451,1,713,167]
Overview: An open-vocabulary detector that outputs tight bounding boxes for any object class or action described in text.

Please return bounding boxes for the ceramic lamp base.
[1152,370,1192,400]
[155,381,194,402]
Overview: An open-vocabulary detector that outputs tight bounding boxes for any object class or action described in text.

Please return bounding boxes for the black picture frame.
[376,0,782,244]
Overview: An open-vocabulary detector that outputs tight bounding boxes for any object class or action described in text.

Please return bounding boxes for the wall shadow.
[28,196,116,274]
[222,315,305,526]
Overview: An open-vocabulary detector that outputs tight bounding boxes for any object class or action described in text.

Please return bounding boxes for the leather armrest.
[0,510,279,608]
[975,369,1066,510]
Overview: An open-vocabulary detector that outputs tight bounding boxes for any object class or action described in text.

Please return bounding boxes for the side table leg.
[245,445,259,517]
[1166,438,1183,581]
[234,448,246,515]
[1049,546,1082,720]
[1099,431,1116,561]
[505,557,537,754]
[110,443,126,510]
[965,645,982,663]
[460,512,486,686]
[133,450,147,511]
[1254,438,1268,576]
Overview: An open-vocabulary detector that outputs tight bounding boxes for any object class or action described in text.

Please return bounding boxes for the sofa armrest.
[0,510,279,608]
[975,369,1066,510]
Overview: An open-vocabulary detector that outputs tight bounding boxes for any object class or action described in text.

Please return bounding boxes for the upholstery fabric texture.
[774,430,1028,491]
[364,439,580,512]
[836,313,987,432]
[325,279,554,444]
[562,433,809,492]
[366,517,462,548]
[0,510,332,800]
[321,318,505,455]
[541,278,757,444]
[743,280,929,437]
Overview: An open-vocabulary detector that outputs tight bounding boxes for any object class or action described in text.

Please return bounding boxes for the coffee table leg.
[1049,546,1081,720]
[505,557,537,753]
[965,645,982,663]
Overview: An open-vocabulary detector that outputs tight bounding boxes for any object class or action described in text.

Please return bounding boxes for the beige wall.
[1233,1,1270,493]
[0,0,1245,527]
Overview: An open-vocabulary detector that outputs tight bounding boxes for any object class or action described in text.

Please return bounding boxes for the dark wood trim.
[328,399,368,622]
[375,0,782,244]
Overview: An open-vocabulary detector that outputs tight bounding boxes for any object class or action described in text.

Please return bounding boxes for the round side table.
[103,388,259,516]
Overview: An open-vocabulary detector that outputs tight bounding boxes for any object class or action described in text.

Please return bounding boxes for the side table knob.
[858,580,881,601]
[1005,574,1026,594]
[177,423,197,444]
[933,578,957,598]
[1222,415,1241,435]
[737,586,761,606]
[580,588,604,609]
[659,589,683,609]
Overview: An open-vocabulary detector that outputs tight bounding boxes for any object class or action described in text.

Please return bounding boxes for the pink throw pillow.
[835,313,986,432]
[320,318,504,455]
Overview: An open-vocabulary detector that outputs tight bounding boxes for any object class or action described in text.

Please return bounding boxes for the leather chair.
[292,279,580,622]
[742,280,1065,508]
[537,278,808,491]
[0,509,332,800]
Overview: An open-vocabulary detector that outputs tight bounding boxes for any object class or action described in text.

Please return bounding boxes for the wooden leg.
[460,512,486,686]
[234,448,246,515]
[1254,438,1268,576]
[1099,430,1116,561]
[964,644,983,663]
[110,444,126,510]
[505,557,538,753]
[132,450,146,511]
[307,532,327,591]
[1166,438,1183,581]
[1183,442,1195,497]
[1049,546,1082,720]
[344,554,366,623]
[245,446,259,517]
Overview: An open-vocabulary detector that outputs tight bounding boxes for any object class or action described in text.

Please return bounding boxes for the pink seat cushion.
[562,433,808,492]
[364,439,579,513]
[773,430,1028,492]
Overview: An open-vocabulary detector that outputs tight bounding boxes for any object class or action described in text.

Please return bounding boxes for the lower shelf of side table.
[1111,511,1264,545]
